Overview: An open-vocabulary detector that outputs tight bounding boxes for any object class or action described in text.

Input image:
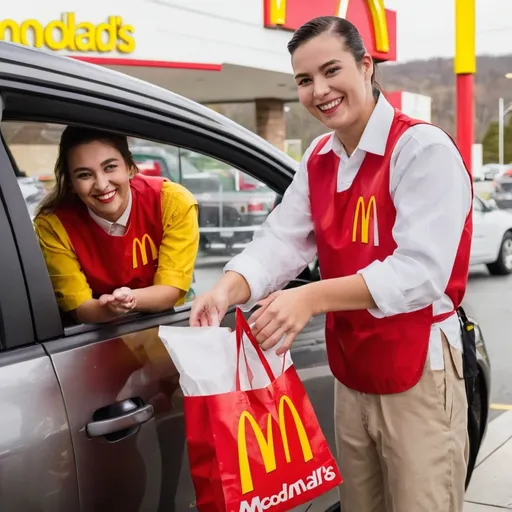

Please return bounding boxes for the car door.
[0,129,79,511]
[2,117,197,512]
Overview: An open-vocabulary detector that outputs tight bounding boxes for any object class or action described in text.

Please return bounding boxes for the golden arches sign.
[267,0,389,54]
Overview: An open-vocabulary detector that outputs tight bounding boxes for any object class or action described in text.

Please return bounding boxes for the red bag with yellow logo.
[183,309,342,512]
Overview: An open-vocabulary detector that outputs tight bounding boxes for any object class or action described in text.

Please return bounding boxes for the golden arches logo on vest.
[352,196,379,246]
[237,395,313,496]
[132,234,158,269]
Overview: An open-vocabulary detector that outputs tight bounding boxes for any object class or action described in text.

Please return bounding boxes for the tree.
[482,115,512,164]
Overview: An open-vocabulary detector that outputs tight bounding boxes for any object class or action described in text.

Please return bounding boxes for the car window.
[129,139,181,182]
[184,150,277,300]
[2,121,63,220]
[2,120,276,314]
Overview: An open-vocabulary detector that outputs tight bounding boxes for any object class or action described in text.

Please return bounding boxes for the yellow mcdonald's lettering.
[352,195,377,244]
[132,234,158,269]
[237,395,313,495]
[0,13,136,54]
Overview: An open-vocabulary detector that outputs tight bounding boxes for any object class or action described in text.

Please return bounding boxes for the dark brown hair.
[287,16,380,98]
[36,126,138,216]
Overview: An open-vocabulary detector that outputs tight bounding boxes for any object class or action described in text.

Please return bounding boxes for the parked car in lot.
[472,195,512,274]
[0,41,490,511]
[131,144,277,253]
[16,176,47,220]
[483,163,508,181]
[491,166,512,209]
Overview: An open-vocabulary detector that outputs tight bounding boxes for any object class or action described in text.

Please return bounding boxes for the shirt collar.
[317,93,395,157]
[88,189,132,231]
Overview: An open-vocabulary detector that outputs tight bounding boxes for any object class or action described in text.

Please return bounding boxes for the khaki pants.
[334,335,469,512]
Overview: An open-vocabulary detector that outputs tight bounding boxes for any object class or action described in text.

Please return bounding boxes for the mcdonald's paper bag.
[160,309,342,512]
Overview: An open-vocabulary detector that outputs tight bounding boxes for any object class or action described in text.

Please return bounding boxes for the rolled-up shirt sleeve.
[358,136,472,317]
[225,147,318,308]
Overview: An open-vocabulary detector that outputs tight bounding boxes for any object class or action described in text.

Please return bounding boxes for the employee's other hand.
[99,287,136,315]
[248,287,313,355]
[190,288,229,327]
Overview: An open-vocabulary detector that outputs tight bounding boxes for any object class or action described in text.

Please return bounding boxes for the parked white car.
[472,196,512,274]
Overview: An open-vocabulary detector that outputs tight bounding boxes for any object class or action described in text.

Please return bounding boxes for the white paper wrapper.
[158,325,292,396]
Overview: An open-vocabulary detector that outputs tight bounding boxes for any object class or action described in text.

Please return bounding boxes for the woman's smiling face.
[292,32,374,133]
[68,140,132,222]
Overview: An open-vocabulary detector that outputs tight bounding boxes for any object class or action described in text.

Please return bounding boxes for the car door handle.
[86,404,154,438]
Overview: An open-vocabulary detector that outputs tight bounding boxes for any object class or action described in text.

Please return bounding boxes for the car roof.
[0,41,299,171]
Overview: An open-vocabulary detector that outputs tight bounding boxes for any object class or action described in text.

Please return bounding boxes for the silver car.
[0,41,491,511]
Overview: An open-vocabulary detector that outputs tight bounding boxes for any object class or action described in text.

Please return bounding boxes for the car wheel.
[486,231,512,275]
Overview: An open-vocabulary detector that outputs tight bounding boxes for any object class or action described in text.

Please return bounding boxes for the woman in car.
[190,16,473,512]
[35,126,199,324]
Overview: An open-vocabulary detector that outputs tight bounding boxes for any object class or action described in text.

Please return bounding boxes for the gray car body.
[0,41,491,512]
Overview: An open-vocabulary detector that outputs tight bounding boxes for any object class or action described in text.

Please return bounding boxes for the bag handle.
[235,308,276,391]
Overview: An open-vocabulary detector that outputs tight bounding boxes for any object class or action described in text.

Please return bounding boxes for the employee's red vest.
[56,175,165,298]
[307,111,473,394]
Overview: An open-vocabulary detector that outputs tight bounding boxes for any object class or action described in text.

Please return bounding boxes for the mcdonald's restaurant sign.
[0,13,135,53]
[132,234,158,269]
[352,195,379,246]
[263,0,396,61]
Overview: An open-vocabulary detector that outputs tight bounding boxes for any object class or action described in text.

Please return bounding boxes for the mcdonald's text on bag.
[237,395,336,511]
[239,466,337,512]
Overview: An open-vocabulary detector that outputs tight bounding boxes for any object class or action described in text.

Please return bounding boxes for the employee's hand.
[248,286,314,355]
[99,287,136,316]
[190,288,229,327]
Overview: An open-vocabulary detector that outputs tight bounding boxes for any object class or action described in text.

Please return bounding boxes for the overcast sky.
[385,0,512,62]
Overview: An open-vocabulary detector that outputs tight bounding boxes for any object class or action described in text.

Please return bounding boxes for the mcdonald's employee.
[191,16,473,512]
[34,126,199,324]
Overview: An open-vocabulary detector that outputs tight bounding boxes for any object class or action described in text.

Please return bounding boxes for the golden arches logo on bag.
[352,195,379,246]
[132,233,158,269]
[237,395,313,495]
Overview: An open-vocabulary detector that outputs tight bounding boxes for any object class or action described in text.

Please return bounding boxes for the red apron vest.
[56,175,165,298]
[307,110,473,394]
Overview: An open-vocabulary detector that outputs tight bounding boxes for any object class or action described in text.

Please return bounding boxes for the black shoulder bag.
[457,306,478,406]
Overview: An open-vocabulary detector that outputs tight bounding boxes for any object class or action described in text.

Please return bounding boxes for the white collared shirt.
[226,94,472,370]
[88,190,132,237]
